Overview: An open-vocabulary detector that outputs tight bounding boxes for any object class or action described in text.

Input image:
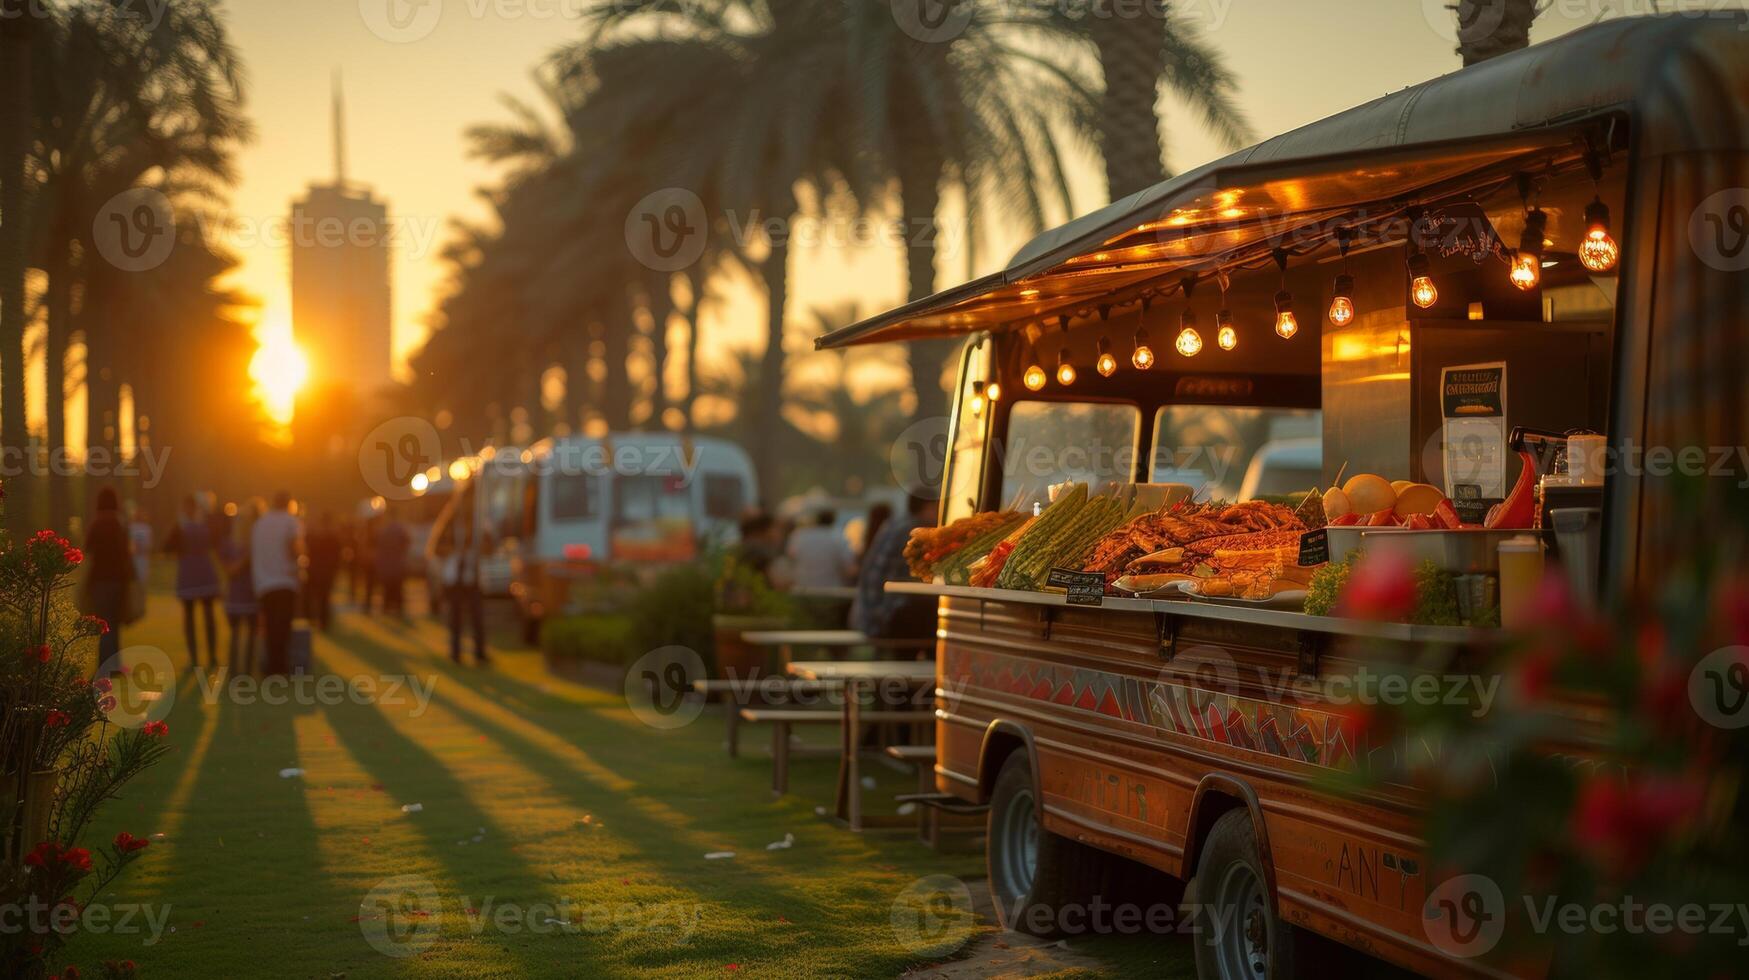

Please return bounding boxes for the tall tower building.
[291,73,392,396]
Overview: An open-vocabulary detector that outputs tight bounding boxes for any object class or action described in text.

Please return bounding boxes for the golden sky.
[217,0,1651,391]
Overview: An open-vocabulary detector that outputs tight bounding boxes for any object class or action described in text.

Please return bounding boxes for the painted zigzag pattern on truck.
[945,648,1364,770]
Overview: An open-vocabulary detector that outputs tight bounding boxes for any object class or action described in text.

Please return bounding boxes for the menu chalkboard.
[1046,567,1106,606]
[1297,528,1330,567]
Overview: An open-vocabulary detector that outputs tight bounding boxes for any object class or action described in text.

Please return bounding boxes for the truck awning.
[816,14,1746,349]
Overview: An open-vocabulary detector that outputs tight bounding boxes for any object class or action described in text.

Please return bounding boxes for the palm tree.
[0,1,37,532]
[1455,0,1545,66]
[1066,0,1253,198]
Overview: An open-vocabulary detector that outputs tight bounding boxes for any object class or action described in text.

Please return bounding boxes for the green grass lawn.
[64,585,1196,978]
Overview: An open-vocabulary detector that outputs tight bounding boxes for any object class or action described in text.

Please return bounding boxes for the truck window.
[549,473,599,521]
[1151,406,1323,501]
[940,336,992,523]
[615,475,691,523]
[998,401,1140,509]
[703,474,744,520]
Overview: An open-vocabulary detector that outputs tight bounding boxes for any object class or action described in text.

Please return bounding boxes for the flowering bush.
[0,486,171,979]
[1344,493,1748,976]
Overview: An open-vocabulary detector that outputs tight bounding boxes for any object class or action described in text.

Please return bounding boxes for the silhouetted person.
[222,500,261,674]
[82,486,132,670]
[859,502,893,570]
[164,494,220,669]
[852,493,937,640]
[436,510,490,666]
[787,509,854,587]
[305,512,343,631]
[375,513,411,618]
[252,491,303,676]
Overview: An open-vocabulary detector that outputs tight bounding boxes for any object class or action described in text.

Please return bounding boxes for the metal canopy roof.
[817,14,1748,350]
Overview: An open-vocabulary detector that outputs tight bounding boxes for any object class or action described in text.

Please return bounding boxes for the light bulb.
[1216,310,1236,350]
[1512,208,1548,291]
[986,381,1001,402]
[1132,329,1155,370]
[1580,198,1618,272]
[969,381,986,417]
[1328,274,1356,327]
[1095,337,1117,377]
[1273,290,1298,339]
[1023,363,1047,391]
[1055,349,1076,386]
[1175,326,1202,357]
[1407,252,1437,309]
[1509,251,1541,291]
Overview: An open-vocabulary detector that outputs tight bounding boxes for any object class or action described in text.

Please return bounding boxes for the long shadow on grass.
[141,679,357,975]
[308,642,593,977]
[327,620,927,973]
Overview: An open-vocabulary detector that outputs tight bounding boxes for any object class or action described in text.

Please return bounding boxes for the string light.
[1272,250,1297,339]
[1328,229,1355,326]
[1095,337,1118,377]
[969,380,987,417]
[1215,274,1235,350]
[1023,336,1047,390]
[1511,208,1547,291]
[1132,298,1156,369]
[1580,197,1619,272]
[1175,278,1201,357]
[1055,347,1076,386]
[1408,251,1438,309]
[986,380,1001,402]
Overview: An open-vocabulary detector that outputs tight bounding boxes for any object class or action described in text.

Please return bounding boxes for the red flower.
[23,841,56,867]
[92,677,112,693]
[1338,551,1417,622]
[32,644,51,664]
[113,832,150,854]
[62,847,92,872]
[44,710,71,729]
[1573,772,1705,876]
[142,721,168,738]
[98,695,117,713]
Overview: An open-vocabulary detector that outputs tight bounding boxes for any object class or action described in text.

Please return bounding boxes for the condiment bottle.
[1498,535,1544,630]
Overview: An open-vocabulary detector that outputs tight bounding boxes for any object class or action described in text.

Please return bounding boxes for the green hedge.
[540,614,640,667]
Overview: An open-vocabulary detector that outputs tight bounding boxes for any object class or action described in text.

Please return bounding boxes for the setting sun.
[249,313,309,426]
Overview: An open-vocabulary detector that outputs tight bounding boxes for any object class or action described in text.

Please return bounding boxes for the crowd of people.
[76,488,445,675]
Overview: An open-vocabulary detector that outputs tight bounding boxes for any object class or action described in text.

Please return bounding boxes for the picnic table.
[787,585,858,602]
[787,659,936,831]
[740,629,930,665]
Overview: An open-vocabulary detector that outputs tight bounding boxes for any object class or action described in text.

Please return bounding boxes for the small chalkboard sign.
[1451,484,1498,525]
[1046,567,1106,606]
[1297,528,1330,567]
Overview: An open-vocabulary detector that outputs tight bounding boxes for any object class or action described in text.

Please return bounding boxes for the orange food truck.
[816,17,1747,979]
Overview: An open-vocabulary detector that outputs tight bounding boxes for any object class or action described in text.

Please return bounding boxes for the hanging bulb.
[1274,290,1298,339]
[969,380,987,417]
[1328,274,1356,327]
[1216,310,1236,351]
[1132,328,1155,369]
[1023,361,1047,391]
[1095,337,1118,377]
[1579,197,1619,272]
[1408,252,1438,309]
[986,380,1002,402]
[1055,347,1076,386]
[1175,309,1201,357]
[1511,208,1548,291]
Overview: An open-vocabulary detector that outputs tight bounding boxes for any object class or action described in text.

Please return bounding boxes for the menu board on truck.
[1441,362,1508,524]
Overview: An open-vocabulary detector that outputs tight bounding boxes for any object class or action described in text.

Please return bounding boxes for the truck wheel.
[986,751,1105,936]
[1193,809,1297,980]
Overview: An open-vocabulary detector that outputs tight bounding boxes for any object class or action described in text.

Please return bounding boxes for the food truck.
[815,17,1747,980]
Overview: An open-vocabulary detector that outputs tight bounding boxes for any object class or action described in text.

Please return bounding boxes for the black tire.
[986,751,1111,937]
[1192,809,1298,980]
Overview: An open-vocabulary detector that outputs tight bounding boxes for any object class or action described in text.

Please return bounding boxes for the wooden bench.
[739,707,935,799]
[884,745,940,846]
[694,678,833,758]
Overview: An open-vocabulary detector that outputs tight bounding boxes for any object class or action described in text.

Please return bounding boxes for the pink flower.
[1338,551,1417,622]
